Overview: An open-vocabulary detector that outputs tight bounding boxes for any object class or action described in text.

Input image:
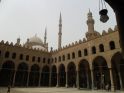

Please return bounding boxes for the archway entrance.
[0,61,15,86]
[111,52,124,90]
[15,62,28,86]
[41,65,50,86]
[67,62,76,87]
[93,56,110,90]
[78,59,91,89]
[58,64,66,87]
[51,65,57,86]
[29,64,40,86]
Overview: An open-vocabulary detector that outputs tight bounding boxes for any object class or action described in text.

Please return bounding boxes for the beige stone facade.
[0,11,124,91]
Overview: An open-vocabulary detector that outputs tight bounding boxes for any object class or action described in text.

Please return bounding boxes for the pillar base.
[56,84,59,87]
[77,86,80,89]
[111,86,115,92]
[65,84,68,88]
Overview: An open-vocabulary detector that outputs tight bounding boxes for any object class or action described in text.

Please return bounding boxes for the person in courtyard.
[105,84,109,91]
[108,81,111,91]
[106,81,111,91]
[7,85,10,93]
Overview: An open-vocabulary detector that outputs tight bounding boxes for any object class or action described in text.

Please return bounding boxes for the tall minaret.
[44,27,47,44]
[58,12,62,49]
[86,10,99,40]
[86,9,95,33]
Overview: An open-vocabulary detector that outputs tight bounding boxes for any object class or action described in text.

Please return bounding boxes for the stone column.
[118,72,123,90]
[90,69,94,90]
[65,72,68,88]
[109,68,115,91]
[87,71,89,89]
[38,70,42,87]
[56,73,59,87]
[26,71,30,87]
[12,70,17,87]
[115,10,124,57]
[76,70,79,89]
[49,68,52,87]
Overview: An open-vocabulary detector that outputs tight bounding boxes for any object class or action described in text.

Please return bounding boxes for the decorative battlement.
[102,26,117,36]
[51,25,118,53]
[0,25,118,54]
[0,40,48,53]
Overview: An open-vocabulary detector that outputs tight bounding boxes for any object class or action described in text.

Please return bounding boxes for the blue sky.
[0,0,116,50]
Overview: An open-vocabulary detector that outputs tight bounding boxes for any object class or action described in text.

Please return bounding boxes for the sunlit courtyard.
[0,87,123,93]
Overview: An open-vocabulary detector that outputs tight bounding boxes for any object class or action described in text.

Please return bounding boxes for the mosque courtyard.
[0,87,123,93]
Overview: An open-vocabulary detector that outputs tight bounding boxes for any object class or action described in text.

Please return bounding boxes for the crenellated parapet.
[0,40,49,53]
[101,25,118,36]
[108,28,113,33]
[52,25,118,53]
[52,39,87,53]
[102,30,107,35]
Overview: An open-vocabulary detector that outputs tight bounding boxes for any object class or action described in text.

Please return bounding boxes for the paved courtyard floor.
[0,87,123,93]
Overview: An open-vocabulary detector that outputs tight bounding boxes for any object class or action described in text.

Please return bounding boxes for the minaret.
[44,27,47,44]
[86,10,99,40]
[86,9,95,33]
[58,12,62,49]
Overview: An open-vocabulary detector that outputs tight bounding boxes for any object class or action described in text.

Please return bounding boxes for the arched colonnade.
[0,52,124,90]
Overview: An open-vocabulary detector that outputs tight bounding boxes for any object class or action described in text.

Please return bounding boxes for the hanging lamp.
[99,0,109,23]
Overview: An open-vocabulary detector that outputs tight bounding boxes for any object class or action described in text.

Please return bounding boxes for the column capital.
[108,67,112,70]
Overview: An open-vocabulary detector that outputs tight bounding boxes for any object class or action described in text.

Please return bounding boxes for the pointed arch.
[15,62,28,86]
[5,51,10,58]
[0,60,15,86]
[99,44,104,52]
[29,64,40,86]
[111,52,124,90]
[84,48,88,56]
[92,56,110,90]
[58,56,61,62]
[72,52,75,59]
[67,62,76,87]
[78,50,82,57]
[78,59,91,88]
[92,46,96,54]
[58,64,66,87]
[51,65,57,86]
[109,41,115,50]
[41,65,50,86]
[62,55,65,61]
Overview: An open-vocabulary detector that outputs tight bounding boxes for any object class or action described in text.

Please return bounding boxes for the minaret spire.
[86,10,99,40]
[44,27,47,44]
[87,9,95,33]
[58,12,62,49]
[59,12,62,24]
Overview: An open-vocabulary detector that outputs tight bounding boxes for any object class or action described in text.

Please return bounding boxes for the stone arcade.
[0,11,124,91]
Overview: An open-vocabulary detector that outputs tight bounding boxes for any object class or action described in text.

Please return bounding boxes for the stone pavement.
[0,87,123,93]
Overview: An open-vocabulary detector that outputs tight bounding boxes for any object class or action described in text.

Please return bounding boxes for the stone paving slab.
[0,87,123,93]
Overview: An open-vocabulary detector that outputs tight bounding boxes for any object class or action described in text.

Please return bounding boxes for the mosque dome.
[29,34,43,45]
[25,34,47,51]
